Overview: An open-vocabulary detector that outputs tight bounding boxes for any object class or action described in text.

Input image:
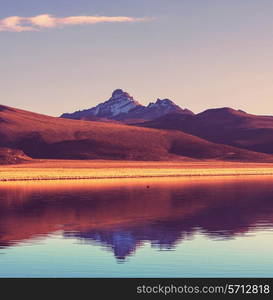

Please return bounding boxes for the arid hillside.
[1,104,273,162]
[138,108,273,154]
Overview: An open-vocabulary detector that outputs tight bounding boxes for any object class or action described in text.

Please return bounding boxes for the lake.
[0,176,273,277]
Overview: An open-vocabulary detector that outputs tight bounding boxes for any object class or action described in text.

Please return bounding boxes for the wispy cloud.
[0,14,147,32]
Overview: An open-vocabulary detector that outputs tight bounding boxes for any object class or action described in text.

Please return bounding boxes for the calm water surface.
[0,176,273,277]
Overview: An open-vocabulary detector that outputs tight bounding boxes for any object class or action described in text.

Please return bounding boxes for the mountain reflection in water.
[0,176,273,261]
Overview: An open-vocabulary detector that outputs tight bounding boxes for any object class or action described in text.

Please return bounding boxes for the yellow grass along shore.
[1,160,273,182]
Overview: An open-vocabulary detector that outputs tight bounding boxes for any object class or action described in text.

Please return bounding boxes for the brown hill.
[138,107,273,154]
[0,104,272,162]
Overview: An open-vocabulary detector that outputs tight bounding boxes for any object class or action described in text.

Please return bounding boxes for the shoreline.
[2,160,273,182]
[2,173,273,182]
[2,168,273,182]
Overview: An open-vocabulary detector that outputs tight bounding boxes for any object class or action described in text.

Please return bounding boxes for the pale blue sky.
[1,0,273,116]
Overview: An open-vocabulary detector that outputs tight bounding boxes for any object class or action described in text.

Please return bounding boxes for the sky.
[1,0,273,116]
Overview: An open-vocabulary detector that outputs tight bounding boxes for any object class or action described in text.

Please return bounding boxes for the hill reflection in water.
[0,176,273,261]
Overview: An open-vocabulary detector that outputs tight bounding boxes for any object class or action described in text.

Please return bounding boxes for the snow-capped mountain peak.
[111,89,131,100]
[61,89,142,120]
[60,89,194,122]
[93,89,142,117]
[148,98,176,108]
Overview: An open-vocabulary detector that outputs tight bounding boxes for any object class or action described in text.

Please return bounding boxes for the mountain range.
[138,108,273,154]
[1,89,273,163]
[61,89,273,155]
[61,89,193,123]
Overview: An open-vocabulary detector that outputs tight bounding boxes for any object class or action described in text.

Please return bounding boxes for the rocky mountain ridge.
[61,89,193,122]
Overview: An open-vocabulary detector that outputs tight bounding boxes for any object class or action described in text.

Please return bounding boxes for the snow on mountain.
[61,89,142,120]
[116,98,194,122]
[94,89,142,117]
[61,89,194,122]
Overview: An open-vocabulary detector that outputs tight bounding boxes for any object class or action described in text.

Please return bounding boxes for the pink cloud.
[0,14,147,32]
[0,16,34,32]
